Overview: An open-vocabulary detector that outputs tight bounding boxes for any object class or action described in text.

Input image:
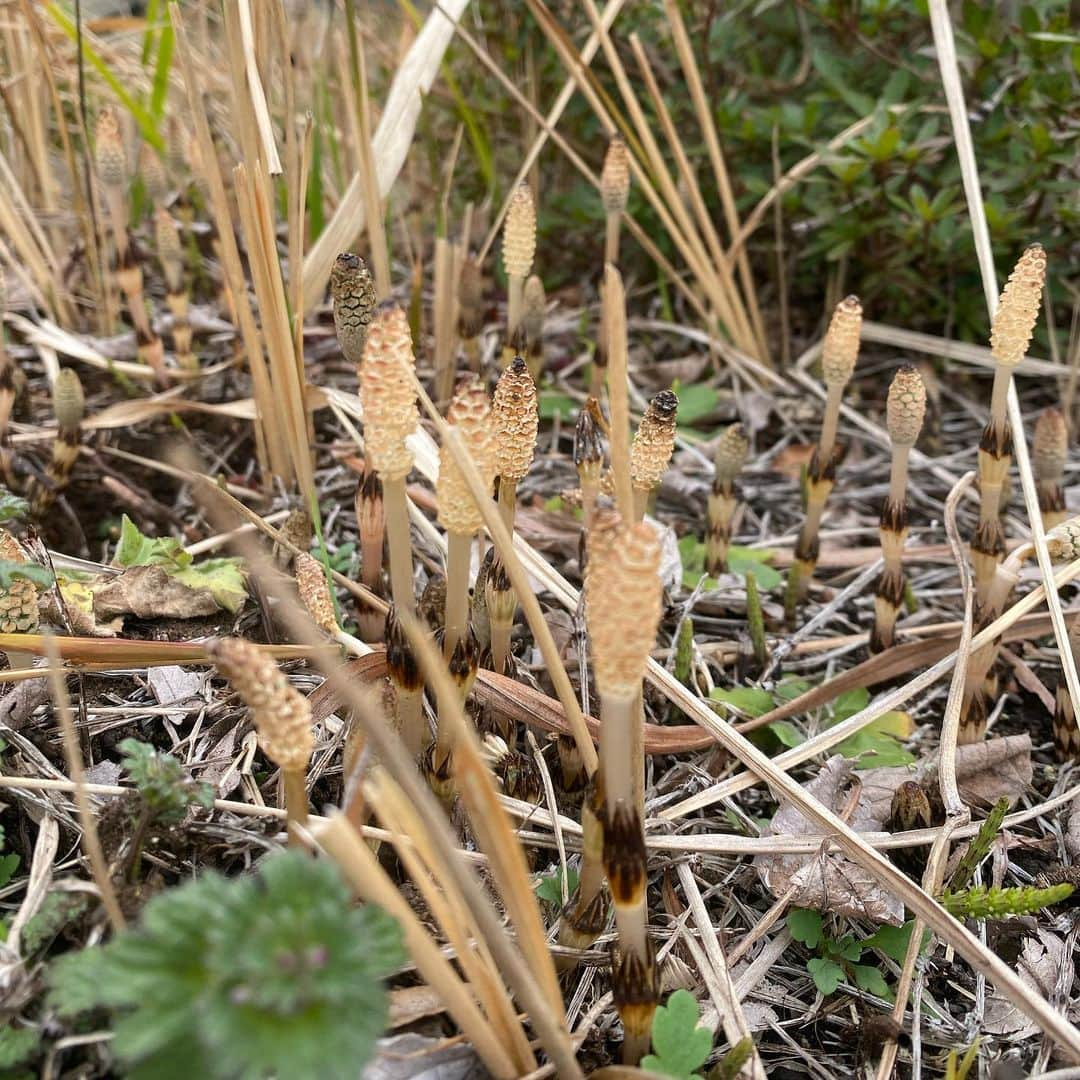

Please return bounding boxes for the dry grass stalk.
[355,465,386,642]
[521,274,546,380]
[28,368,84,517]
[360,301,419,615]
[785,294,862,620]
[574,397,606,529]
[604,265,634,521]
[457,254,484,373]
[502,183,536,356]
[0,277,14,476]
[153,208,196,371]
[705,423,749,575]
[316,816,523,1080]
[94,108,167,383]
[207,636,313,842]
[629,389,678,521]
[870,366,927,652]
[331,252,378,367]
[1033,406,1068,528]
[587,514,663,1063]
[973,244,1047,605]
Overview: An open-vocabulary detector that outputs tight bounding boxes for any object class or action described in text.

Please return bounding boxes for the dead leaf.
[92,565,219,620]
[361,1033,487,1080]
[771,444,815,479]
[756,757,904,925]
[148,666,205,706]
[387,985,448,1029]
[984,929,1068,1037]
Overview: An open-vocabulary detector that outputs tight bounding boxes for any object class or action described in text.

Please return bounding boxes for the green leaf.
[672,384,719,427]
[0,561,53,590]
[539,391,579,421]
[171,559,248,615]
[535,866,579,906]
[851,964,893,1000]
[113,517,247,613]
[0,853,19,889]
[642,989,712,1079]
[806,957,844,996]
[0,491,28,524]
[787,908,823,949]
[863,921,931,965]
[768,720,805,748]
[709,686,775,718]
[831,687,870,721]
[114,516,191,570]
[0,1026,38,1069]
[831,935,863,962]
[120,739,214,825]
[725,546,782,590]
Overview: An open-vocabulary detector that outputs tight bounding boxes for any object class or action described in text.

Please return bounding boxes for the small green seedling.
[641,989,713,1080]
[535,865,579,907]
[788,909,893,999]
[48,850,403,1079]
[120,739,214,826]
[940,883,1073,919]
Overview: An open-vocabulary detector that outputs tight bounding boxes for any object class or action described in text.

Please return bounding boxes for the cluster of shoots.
[705,423,749,575]
[1033,406,1068,528]
[207,637,313,843]
[94,108,166,383]
[785,295,862,622]
[869,366,926,652]
[960,246,1048,741]
[27,369,85,517]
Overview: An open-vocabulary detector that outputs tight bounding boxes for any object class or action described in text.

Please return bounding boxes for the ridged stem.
[382,476,415,615]
[282,767,309,845]
[605,212,620,266]
[600,692,635,812]
[445,531,472,655]
[507,274,524,348]
[498,477,517,534]
[818,383,844,463]
[397,687,426,759]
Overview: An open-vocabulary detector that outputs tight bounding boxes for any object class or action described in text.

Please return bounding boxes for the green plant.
[0,825,20,892]
[49,851,403,1080]
[788,909,892,999]
[940,883,1073,919]
[947,797,1010,891]
[641,989,712,1080]
[119,739,214,827]
[535,865,579,907]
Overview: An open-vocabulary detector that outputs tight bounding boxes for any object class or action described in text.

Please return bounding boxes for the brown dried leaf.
[92,565,219,620]
[756,757,904,924]
[984,929,1068,1037]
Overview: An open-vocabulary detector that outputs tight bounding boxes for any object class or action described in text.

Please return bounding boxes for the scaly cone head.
[821,295,862,389]
[886,365,927,449]
[601,134,631,215]
[502,183,536,282]
[630,390,678,495]
[139,142,167,204]
[1034,407,1068,487]
[1046,516,1080,562]
[991,244,1047,368]
[587,517,663,700]
[94,106,127,190]
[154,207,185,289]
[206,637,313,773]
[574,398,605,487]
[294,552,338,636]
[713,422,749,488]
[331,252,378,365]
[457,254,484,338]
[359,301,419,481]
[52,369,85,431]
[492,356,539,484]
[888,780,932,831]
[437,375,495,536]
[0,530,39,634]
